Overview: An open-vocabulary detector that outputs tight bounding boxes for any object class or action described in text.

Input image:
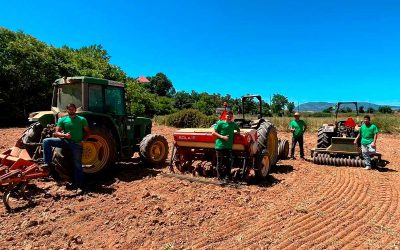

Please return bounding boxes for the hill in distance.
[298,102,400,112]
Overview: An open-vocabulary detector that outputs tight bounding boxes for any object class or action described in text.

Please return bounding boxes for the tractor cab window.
[58,84,82,110]
[105,86,125,115]
[88,84,104,112]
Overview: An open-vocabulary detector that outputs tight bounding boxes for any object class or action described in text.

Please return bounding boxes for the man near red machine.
[289,112,307,159]
[354,115,379,170]
[212,110,240,184]
[42,103,90,191]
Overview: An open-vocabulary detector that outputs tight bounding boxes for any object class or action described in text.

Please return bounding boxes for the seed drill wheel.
[256,149,271,179]
[317,127,331,148]
[278,139,289,160]
[53,127,116,178]
[257,121,279,165]
[140,134,169,166]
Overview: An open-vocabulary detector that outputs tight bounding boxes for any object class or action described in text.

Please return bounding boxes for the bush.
[155,109,218,128]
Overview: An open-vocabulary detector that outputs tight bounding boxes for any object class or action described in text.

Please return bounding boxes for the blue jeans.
[361,143,376,167]
[43,138,83,187]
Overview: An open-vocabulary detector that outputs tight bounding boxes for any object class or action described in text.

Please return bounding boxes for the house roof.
[137,76,150,83]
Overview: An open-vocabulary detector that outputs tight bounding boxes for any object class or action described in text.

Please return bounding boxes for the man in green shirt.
[212,110,240,184]
[289,112,307,159]
[354,115,379,170]
[42,103,90,190]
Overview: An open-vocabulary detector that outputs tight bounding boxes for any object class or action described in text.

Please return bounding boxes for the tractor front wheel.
[317,128,331,148]
[140,134,169,166]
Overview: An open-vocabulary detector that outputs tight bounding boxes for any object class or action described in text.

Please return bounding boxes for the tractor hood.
[28,111,56,125]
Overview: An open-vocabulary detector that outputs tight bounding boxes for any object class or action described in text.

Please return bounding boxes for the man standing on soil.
[354,115,379,170]
[42,103,90,191]
[289,112,307,159]
[212,110,240,184]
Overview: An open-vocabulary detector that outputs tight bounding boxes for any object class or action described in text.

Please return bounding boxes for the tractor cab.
[51,76,126,115]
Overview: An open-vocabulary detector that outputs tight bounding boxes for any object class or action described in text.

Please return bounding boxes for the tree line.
[323,105,394,114]
[1,27,299,126]
[2,27,394,126]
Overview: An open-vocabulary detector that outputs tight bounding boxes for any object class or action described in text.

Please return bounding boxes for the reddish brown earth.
[0,125,399,249]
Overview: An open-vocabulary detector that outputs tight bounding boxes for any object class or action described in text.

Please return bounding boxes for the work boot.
[39,162,55,171]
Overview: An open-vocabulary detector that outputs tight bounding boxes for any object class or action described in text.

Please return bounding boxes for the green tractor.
[27,76,169,178]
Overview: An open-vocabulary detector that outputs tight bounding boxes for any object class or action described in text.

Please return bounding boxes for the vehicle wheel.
[53,148,73,181]
[255,149,270,179]
[140,134,169,166]
[257,121,278,165]
[81,127,117,175]
[317,127,331,148]
[278,139,289,160]
[20,122,44,157]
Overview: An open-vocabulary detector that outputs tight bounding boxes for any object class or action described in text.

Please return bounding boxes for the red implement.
[0,146,49,211]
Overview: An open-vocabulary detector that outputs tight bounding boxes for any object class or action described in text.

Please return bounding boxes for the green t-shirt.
[214,120,240,150]
[57,115,89,143]
[290,119,306,138]
[359,123,379,145]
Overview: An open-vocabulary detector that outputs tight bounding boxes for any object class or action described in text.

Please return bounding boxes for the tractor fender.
[320,124,336,133]
[250,118,266,129]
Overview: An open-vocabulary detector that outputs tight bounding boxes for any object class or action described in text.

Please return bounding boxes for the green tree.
[0,28,58,124]
[0,28,128,125]
[146,72,175,96]
[287,102,295,115]
[262,101,272,116]
[155,96,175,115]
[358,106,365,113]
[378,105,393,114]
[367,107,375,113]
[323,106,334,113]
[125,80,157,116]
[174,91,193,110]
[271,94,288,116]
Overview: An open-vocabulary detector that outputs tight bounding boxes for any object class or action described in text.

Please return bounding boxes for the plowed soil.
[0,125,399,249]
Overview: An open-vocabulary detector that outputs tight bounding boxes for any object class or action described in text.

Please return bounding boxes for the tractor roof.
[53,76,125,88]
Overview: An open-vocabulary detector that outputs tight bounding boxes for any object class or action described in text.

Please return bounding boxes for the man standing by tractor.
[212,110,240,184]
[289,112,307,160]
[42,103,90,190]
[354,115,379,170]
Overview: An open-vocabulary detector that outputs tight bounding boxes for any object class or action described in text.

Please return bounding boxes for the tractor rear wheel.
[257,121,278,165]
[140,134,169,166]
[317,127,331,148]
[53,127,117,178]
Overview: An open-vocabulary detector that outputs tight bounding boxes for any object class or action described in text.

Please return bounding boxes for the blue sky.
[1,0,399,105]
